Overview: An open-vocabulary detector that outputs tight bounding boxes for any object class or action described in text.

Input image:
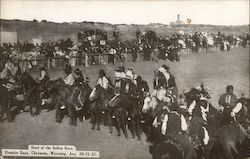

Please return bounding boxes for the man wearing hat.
[153,106,196,159]
[154,65,170,89]
[219,85,238,125]
[187,94,210,147]
[63,65,75,86]
[0,57,15,80]
[125,67,137,85]
[74,68,88,86]
[114,66,126,92]
[72,68,88,109]
[96,69,109,90]
[38,64,50,85]
[13,60,22,80]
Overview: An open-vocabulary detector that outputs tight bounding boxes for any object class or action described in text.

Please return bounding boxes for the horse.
[144,95,198,159]
[149,140,184,159]
[217,97,250,159]
[183,84,225,159]
[219,121,250,159]
[0,79,12,121]
[142,92,181,144]
[108,80,143,140]
[89,84,115,131]
[18,72,42,116]
[71,83,92,121]
[46,78,88,126]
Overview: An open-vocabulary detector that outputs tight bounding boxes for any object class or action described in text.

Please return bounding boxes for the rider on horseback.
[74,68,88,86]
[230,96,249,124]
[38,64,50,106]
[72,68,89,110]
[38,64,50,86]
[125,67,137,85]
[114,66,126,92]
[63,64,75,86]
[156,106,197,159]
[219,85,238,125]
[0,57,18,91]
[154,65,176,89]
[96,69,110,90]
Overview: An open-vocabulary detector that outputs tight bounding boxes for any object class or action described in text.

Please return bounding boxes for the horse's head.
[142,96,152,113]
[89,85,105,101]
[142,95,159,114]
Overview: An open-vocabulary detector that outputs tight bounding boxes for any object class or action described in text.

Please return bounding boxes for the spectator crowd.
[1,29,249,71]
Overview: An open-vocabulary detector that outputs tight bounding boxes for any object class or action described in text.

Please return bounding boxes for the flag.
[187,18,192,24]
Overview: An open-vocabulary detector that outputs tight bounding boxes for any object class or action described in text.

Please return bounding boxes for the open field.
[1,19,249,43]
[0,47,249,159]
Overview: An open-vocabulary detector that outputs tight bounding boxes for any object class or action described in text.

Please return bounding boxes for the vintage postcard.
[0,0,249,159]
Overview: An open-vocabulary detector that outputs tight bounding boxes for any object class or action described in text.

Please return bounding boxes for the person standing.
[108,47,116,65]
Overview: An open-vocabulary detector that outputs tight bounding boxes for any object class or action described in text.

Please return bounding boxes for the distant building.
[170,14,185,26]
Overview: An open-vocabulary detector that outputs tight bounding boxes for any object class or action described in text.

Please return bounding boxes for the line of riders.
[0,57,250,159]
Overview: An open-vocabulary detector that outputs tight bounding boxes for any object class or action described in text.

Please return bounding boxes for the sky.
[1,0,249,25]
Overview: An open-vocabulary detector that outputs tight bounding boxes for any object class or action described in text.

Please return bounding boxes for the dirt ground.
[0,47,249,159]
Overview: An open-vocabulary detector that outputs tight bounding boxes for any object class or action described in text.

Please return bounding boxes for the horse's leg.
[72,107,77,126]
[107,109,113,134]
[115,116,121,137]
[96,111,101,130]
[55,103,62,123]
[135,116,142,141]
[121,117,128,138]
[34,100,40,116]
[128,112,136,139]
[78,110,83,122]
[68,105,75,125]
[90,112,96,130]
[0,104,7,121]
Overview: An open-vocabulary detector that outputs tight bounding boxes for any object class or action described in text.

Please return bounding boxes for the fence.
[0,52,142,72]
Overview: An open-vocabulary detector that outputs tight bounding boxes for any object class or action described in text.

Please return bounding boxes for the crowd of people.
[0,29,250,159]
[1,30,249,71]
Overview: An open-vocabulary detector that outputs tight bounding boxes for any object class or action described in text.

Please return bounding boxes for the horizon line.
[1,18,249,27]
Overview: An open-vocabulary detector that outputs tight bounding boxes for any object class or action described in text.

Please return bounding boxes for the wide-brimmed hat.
[162,65,169,71]
[74,68,82,75]
[99,69,106,76]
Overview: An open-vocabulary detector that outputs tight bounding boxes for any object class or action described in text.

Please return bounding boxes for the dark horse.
[47,78,91,125]
[89,85,115,131]
[0,79,12,121]
[108,80,143,140]
[218,97,250,159]
[18,72,42,116]
[143,95,194,159]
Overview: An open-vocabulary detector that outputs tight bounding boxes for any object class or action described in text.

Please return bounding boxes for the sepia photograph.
[0,0,249,159]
